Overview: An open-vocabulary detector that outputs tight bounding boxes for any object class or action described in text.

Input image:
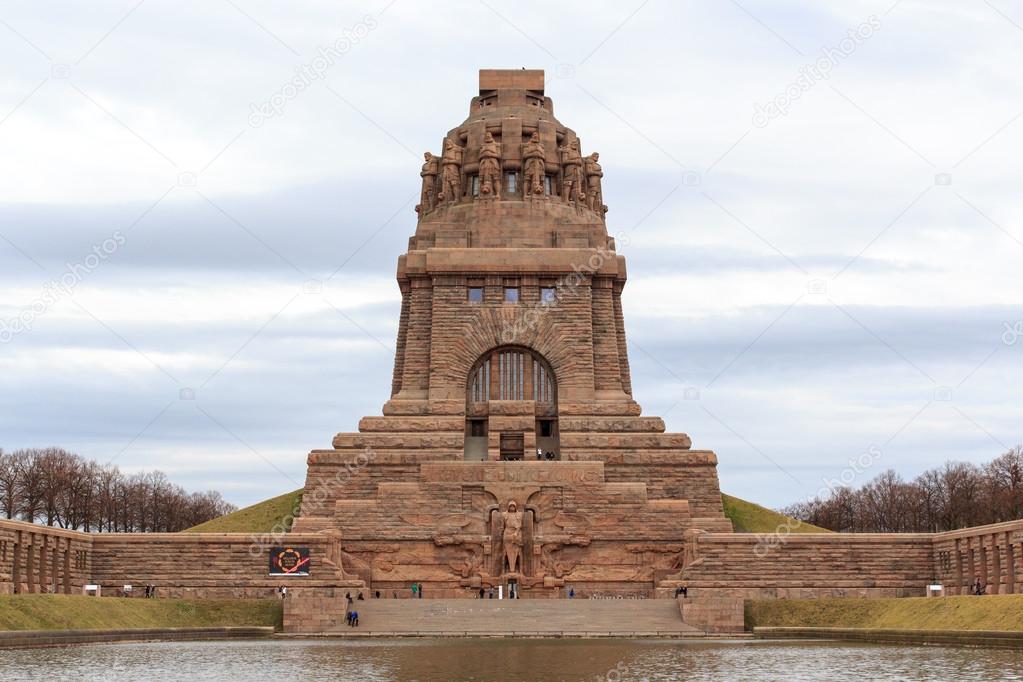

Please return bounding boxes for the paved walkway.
[311,599,708,637]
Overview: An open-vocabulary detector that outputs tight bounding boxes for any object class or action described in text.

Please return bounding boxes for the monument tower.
[294,70,730,597]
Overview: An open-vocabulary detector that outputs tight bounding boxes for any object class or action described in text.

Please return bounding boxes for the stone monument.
[293,69,731,598]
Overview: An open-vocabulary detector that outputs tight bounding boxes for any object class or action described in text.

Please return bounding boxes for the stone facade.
[293,69,729,597]
[0,520,91,595]
[932,520,1023,595]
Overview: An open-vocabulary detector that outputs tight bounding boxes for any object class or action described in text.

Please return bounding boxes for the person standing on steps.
[568,586,574,599]
[411,583,418,599]
[418,583,424,599]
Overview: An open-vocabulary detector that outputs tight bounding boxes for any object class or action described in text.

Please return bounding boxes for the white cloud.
[1,0,1021,508]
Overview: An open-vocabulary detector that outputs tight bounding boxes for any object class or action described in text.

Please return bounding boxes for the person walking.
[418,583,424,599]
[411,583,418,599]
[568,586,575,599]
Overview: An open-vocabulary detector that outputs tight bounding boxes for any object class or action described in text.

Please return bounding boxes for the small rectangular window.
[470,175,480,197]
[505,172,517,194]
[543,175,553,195]
[469,419,487,437]
[540,287,557,305]
[504,287,519,303]
[468,287,483,303]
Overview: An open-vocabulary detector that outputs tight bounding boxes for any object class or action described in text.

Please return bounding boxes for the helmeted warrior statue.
[439,138,464,203]
[478,132,501,197]
[584,152,605,214]
[559,138,583,204]
[416,151,439,213]
[522,131,546,196]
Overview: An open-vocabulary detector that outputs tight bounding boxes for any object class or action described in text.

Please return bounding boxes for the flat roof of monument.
[479,68,544,94]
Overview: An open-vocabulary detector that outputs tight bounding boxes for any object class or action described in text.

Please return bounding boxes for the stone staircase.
[290,598,707,637]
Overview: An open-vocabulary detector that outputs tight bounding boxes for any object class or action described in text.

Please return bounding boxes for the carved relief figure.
[320,529,349,579]
[522,131,546,196]
[501,501,524,573]
[438,138,464,203]
[671,528,707,575]
[478,132,502,196]
[416,151,439,213]
[583,152,605,213]
[559,138,583,203]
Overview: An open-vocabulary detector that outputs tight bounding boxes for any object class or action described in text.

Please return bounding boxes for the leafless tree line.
[0,447,236,532]
[783,446,1023,533]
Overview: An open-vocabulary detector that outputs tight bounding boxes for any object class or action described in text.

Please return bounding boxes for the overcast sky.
[1,0,1021,509]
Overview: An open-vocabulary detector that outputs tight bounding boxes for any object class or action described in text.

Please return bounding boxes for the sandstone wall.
[0,520,92,595]
[674,532,936,599]
[932,519,1023,596]
[88,532,356,598]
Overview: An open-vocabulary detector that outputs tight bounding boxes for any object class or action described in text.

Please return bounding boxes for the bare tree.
[0,449,19,519]
[784,445,1023,533]
[0,446,236,531]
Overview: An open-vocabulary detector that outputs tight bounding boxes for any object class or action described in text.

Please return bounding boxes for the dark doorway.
[500,432,524,460]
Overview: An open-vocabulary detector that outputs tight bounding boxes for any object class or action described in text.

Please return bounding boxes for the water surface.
[4,638,1023,681]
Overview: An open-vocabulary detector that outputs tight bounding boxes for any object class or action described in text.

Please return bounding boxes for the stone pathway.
[308,598,708,637]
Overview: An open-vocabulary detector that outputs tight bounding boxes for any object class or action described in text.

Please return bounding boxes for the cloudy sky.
[1,0,1021,509]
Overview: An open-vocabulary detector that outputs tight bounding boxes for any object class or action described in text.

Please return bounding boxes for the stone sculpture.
[522,131,546,196]
[478,132,501,197]
[501,501,525,574]
[584,152,605,213]
[416,151,439,213]
[559,138,583,204]
[320,529,349,580]
[439,138,464,203]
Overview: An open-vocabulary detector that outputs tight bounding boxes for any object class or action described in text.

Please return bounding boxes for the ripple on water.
[4,638,1023,682]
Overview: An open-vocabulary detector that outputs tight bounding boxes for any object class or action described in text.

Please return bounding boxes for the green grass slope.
[184,489,303,533]
[0,595,282,631]
[722,493,830,533]
[747,595,1023,631]
[186,488,824,536]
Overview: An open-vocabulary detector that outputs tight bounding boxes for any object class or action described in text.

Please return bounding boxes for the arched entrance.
[465,346,558,461]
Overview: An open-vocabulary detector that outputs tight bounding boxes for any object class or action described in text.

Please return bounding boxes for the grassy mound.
[722,493,830,533]
[747,595,1023,631]
[186,489,822,535]
[0,595,282,631]
[185,489,303,533]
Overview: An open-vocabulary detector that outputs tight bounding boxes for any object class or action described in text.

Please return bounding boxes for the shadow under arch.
[464,345,559,461]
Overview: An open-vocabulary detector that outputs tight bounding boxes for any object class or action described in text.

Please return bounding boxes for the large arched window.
[467,347,556,407]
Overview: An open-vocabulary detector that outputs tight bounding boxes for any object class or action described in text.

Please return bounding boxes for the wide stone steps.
[321,598,703,636]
